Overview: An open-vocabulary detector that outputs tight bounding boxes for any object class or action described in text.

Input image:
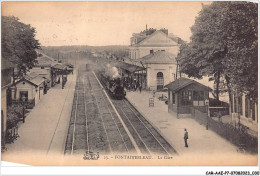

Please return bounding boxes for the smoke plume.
[105,64,120,79]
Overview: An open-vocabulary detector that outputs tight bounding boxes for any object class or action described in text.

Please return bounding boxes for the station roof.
[111,60,145,73]
[12,75,46,87]
[35,53,58,67]
[131,30,181,47]
[24,72,47,86]
[137,51,177,64]
[52,63,67,70]
[24,72,39,80]
[165,77,212,92]
[29,76,46,86]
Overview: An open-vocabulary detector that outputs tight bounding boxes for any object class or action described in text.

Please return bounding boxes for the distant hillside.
[40,45,129,60]
[38,45,129,65]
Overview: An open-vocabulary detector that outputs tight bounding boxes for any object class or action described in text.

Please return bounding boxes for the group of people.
[57,76,67,89]
[122,78,142,93]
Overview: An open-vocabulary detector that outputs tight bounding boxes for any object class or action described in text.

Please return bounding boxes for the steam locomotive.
[100,72,126,100]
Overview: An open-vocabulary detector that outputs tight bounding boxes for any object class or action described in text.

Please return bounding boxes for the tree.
[177,2,257,101]
[223,2,258,100]
[177,2,229,101]
[7,103,23,129]
[2,16,41,77]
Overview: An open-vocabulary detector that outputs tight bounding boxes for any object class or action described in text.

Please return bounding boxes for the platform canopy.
[165,77,212,92]
[35,53,58,67]
[110,60,145,73]
[52,63,67,70]
[137,50,177,64]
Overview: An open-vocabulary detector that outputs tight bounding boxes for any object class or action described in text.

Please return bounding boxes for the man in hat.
[184,128,189,147]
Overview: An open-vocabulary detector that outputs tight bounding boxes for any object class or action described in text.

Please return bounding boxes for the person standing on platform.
[184,128,189,147]
[218,111,222,122]
[139,85,142,93]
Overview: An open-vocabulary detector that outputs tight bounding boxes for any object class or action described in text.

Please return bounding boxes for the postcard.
[1,1,258,169]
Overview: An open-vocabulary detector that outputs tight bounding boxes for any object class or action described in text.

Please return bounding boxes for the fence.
[209,107,229,117]
[191,107,207,126]
[11,99,35,109]
[190,106,258,154]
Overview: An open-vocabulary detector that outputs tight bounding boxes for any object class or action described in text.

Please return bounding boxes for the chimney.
[160,28,168,35]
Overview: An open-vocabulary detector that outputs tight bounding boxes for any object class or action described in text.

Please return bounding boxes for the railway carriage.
[100,73,126,99]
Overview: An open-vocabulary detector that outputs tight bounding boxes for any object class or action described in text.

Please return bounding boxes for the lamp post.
[21,96,26,123]
[205,99,209,130]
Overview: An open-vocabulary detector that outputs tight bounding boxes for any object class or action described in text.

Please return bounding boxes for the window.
[193,91,204,101]
[181,90,192,106]
[157,72,164,90]
[172,92,175,104]
[41,67,45,69]
[150,50,154,54]
[189,91,192,101]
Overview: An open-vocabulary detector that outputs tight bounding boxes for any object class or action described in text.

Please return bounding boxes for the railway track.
[65,66,177,156]
[97,71,177,156]
[111,97,177,155]
[65,71,89,155]
[65,67,136,155]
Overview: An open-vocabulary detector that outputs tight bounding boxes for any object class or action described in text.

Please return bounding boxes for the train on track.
[100,72,126,100]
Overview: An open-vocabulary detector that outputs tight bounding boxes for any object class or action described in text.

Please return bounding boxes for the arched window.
[157,72,164,90]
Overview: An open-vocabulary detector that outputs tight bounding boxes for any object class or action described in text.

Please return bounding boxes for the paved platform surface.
[2,72,77,158]
[126,91,244,156]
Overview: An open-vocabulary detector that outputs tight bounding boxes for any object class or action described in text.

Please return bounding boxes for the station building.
[165,77,211,116]
[128,27,183,90]
[136,51,178,90]
[212,76,258,134]
[9,72,46,108]
[230,93,258,134]
[129,28,181,60]
[29,53,58,88]
[29,53,68,88]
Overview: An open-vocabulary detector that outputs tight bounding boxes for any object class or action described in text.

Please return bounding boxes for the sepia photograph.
[1,0,258,172]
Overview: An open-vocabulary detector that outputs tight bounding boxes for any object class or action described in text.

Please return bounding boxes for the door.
[157,72,164,90]
[20,91,28,101]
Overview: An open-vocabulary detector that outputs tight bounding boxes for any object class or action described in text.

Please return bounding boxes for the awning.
[52,64,67,70]
[165,77,212,92]
[111,60,145,73]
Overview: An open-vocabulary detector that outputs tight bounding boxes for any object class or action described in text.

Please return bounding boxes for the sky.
[2,1,212,46]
